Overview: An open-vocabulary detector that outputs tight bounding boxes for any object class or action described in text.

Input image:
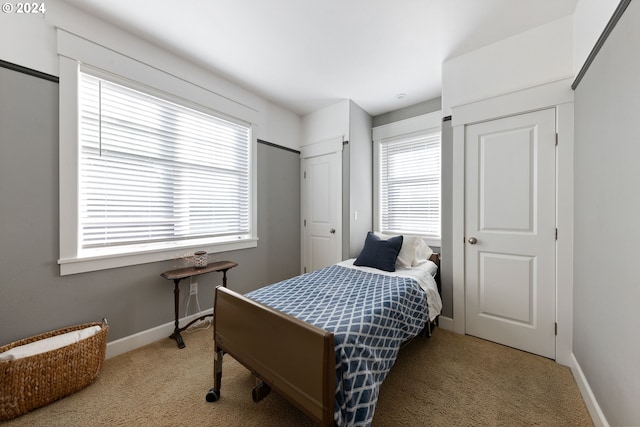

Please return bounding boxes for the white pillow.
[0,325,102,361]
[413,238,434,266]
[374,232,433,268]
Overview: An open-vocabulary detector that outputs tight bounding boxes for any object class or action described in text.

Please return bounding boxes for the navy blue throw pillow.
[353,232,403,272]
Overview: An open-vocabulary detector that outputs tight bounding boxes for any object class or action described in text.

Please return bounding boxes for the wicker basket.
[0,321,108,421]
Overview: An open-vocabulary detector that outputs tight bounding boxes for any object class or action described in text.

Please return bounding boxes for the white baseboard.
[568,352,609,427]
[437,315,454,332]
[105,308,213,359]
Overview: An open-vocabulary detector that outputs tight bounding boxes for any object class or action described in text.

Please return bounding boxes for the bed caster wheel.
[206,388,220,402]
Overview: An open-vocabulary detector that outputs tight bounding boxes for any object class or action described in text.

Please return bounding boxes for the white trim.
[555,103,574,366]
[451,124,466,335]
[373,139,381,237]
[57,29,259,123]
[299,136,344,159]
[372,110,441,140]
[373,111,442,242]
[436,316,454,332]
[569,353,610,427]
[452,78,574,127]
[422,237,442,248]
[58,55,80,264]
[451,79,575,359]
[105,308,213,359]
[57,30,260,275]
[59,239,257,276]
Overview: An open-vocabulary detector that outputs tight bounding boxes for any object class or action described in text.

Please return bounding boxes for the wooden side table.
[161,260,237,348]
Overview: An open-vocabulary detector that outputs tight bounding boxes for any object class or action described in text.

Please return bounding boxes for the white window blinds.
[379,130,440,237]
[78,72,251,251]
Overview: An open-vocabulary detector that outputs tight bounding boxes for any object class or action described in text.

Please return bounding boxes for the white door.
[302,151,341,273]
[465,108,556,359]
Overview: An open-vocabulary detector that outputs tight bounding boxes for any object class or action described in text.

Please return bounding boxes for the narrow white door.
[302,151,341,273]
[465,108,556,359]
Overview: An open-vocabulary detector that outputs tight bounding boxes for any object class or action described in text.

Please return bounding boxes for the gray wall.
[573,1,640,425]
[341,101,374,260]
[0,66,300,345]
[372,98,442,128]
[347,101,373,258]
[439,118,453,318]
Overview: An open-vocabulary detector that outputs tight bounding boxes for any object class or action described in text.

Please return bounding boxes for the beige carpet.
[2,326,593,426]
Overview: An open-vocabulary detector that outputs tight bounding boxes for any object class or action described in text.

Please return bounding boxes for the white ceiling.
[61,0,579,117]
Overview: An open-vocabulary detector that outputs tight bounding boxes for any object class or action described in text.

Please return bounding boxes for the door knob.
[468,237,478,244]
[330,228,336,234]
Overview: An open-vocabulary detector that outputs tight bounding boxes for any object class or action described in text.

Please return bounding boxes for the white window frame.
[373,111,442,247]
[57,30,258,275]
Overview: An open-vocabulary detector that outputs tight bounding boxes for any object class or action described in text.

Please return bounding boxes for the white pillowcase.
[413,238,434,266]
[374,232,433,267]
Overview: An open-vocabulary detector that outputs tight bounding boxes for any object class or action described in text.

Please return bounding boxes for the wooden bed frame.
[206,253,440,426]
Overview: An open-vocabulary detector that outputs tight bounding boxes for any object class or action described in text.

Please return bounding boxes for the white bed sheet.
[337,259,442,322]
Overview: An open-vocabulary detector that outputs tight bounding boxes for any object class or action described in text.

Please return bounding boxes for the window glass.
[78,72,252,254]
[378,129,440,240]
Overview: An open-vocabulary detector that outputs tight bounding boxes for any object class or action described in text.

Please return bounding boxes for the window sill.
[58,238,258,276]
[423,237,441,248]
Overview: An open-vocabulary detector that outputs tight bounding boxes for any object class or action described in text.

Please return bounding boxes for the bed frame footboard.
[207,286,335,426]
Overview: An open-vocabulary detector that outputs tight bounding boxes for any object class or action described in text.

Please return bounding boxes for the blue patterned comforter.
[246,264,429,427]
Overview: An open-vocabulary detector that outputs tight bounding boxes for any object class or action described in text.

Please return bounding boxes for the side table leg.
[222,269,229,288]
[170,279,185,349]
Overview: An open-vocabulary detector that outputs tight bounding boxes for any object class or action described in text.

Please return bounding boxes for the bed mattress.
[246,263,437,426]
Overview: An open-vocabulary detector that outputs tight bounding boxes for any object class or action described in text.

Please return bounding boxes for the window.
[78,71,252,253]
[373,112,441,246]
[59,65,257,275]
[57,31,258,275]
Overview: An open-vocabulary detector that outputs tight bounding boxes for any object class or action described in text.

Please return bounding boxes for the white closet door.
[465,108,557,359]
[302,149,341,273]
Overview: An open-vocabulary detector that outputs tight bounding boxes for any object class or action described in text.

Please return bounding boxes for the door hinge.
[555,133,558,146]
[555,322,558,335]
[303,171,306,179]
[304,266,307,273]
[304,219,306,227]
[555,228,558,240]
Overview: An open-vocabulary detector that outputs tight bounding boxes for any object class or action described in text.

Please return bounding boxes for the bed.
[206,233,442,426]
